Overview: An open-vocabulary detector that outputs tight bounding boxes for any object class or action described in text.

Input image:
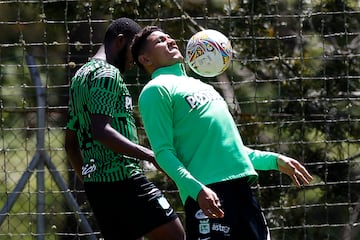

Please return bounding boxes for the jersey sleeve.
[243,146,279,170]
[89,68,122,117]
[139,83,204,201]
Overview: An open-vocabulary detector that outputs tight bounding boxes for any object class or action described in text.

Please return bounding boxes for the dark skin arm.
[65,114,164,181]
[91,114,166,173]
[91,114,156,163]
[65,129,84,181]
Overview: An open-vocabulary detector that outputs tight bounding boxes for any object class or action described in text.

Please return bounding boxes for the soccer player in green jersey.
[131,26,313,239]
[65,19,185,240]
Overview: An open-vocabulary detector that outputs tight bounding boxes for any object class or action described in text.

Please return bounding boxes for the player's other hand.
[197,186,224,218]
[277,155,313,187]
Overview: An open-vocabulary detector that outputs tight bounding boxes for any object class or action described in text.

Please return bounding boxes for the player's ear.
[138,54,152,66]
[115,34,126,48]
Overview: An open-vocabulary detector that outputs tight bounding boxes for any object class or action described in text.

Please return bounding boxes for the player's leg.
[84,174,185,239]
[84,181,131,240]
[131,174,185,240]
[144,217,185,240]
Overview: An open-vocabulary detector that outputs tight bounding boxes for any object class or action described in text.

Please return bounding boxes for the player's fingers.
[203,198,224,218]
[206,205,224,218]
[298,167,313,183]
[293,163,313,184]
[299,171,312,185]
[293,168,313,187]
[212,205,224,218]
[213,198,221,207]
[292,174,301,187]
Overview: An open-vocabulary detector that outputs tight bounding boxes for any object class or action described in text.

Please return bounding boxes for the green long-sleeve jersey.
[139,63,278,203]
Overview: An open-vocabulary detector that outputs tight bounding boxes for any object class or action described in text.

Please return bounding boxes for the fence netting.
[0,0,360,239]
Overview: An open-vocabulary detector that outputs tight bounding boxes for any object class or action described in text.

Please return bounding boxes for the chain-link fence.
[1,0,360,239]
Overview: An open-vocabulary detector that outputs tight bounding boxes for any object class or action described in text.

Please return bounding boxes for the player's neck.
[92,45,106,61]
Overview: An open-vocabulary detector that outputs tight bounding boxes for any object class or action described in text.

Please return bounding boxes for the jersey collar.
[151,63,187,79]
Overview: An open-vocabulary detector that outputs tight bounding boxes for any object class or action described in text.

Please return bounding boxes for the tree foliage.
[1,0,360,239]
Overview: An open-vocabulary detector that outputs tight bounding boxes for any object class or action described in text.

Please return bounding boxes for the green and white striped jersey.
[67,58,142,182]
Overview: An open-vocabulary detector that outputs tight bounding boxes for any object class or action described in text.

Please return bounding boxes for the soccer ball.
[185,29,232,77]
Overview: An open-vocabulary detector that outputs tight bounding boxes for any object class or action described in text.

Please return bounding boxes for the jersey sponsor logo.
[185,90,222,109]
[82,158,96,177]
[212,223,230,234]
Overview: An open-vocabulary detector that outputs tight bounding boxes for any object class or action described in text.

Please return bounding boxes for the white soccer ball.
[185,29,232,77]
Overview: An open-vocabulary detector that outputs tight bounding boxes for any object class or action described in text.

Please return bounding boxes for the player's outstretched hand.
[197,186,224,218]
[277,155,313,187]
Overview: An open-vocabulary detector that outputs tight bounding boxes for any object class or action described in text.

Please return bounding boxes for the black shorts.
[84,174,178,240]
[184,178,270,240]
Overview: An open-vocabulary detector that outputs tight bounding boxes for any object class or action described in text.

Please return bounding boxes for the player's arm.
[244,146,313,186]
[139,84,205,198]
[139,83,224,218]
[88,69,162,169]
[64,128,84,181]
[243,146,278,170]
[91,114,160,166]
[276,154,313,187]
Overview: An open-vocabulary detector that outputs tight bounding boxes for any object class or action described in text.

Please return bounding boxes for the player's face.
[144,31,184,69]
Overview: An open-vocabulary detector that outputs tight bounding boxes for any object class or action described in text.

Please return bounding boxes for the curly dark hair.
[103,17,141,47]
